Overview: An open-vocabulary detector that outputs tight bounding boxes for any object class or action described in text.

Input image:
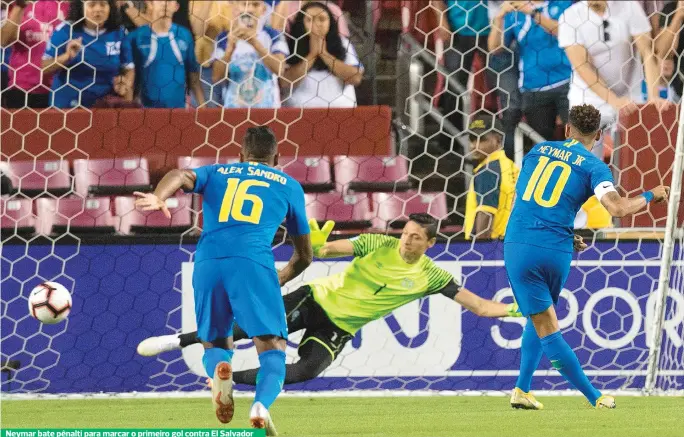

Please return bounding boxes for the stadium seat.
[115,194,193,235]
[333,155,411,193]
[371,191,449,230]
[36,197,116,235]
[73,158,152,196]
[279,156,333,193]
[177,156,239,170]
[1,198,35,236]
[6,160,71,197]
[305,192,372,230]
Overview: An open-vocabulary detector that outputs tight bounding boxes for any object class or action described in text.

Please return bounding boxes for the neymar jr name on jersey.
[537,144,586,167]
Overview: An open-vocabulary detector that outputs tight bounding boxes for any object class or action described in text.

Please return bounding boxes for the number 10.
[522,156,571,208]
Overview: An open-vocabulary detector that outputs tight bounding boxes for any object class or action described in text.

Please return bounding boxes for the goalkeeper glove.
[506,302,523,318]
[309,219,335,257]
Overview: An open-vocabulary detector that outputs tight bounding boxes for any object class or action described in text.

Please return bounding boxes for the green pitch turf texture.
[3,396,683,437]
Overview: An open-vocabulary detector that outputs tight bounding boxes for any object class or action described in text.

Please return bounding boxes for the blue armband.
[642,191,654,203]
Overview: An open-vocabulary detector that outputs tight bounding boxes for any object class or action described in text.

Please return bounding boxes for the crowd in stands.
[0,0,363,109]
[1,0,682,240]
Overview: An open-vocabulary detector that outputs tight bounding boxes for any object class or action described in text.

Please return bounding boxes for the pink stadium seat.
[371,191,449,230]
[73,158,152,196]
[1,198,35,235]
[305,192,371,230]
[177,156,239,170]
[7,160,71,197]
[333,155,411,192]
[279,156,333,192]
[36,197,115,235]
[115,194,193,235]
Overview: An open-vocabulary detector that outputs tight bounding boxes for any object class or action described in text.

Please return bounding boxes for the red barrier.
[1,106,393,182]
[617,105,683,227]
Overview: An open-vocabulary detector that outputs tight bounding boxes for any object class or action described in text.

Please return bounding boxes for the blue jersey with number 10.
[190,162,309,265]
[505,139,613,252]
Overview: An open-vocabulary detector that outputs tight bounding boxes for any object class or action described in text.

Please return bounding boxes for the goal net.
[0,0,682,398]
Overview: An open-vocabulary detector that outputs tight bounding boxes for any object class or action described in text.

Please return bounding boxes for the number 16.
[218,178,270,224]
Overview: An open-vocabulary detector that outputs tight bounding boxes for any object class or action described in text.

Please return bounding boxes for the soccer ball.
[28,282,72,324]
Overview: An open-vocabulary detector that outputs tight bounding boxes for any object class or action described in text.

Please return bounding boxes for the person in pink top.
[0,0,69,108]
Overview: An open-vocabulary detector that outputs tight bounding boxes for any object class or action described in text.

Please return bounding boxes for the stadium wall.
[0,107,393,182]
[2,241,682,394]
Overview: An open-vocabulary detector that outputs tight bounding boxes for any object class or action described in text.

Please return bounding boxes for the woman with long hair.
[42,0,134,108]
[282,1,363,108]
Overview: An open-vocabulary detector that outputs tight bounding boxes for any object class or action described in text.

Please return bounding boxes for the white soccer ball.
[28,281,72,324]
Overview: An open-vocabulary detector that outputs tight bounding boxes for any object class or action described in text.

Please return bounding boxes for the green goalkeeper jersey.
[308,234,458,335]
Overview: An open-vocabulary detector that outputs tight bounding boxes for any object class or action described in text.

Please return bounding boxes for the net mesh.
[0,0,682,396]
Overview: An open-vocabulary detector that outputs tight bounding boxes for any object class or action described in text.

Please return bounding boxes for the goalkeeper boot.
[212,361,235,424]
[510,387,544,410]
[250,401,278,436]
[136,334,181,357]
[595,395,616,409]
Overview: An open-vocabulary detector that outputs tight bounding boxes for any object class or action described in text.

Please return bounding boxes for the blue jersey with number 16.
[189,162,310,265]
[505,139,613,253]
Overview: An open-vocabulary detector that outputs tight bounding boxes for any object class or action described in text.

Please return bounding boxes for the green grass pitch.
[3,396,683,437]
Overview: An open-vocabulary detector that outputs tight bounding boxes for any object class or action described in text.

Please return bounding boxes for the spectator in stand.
[1,0,69,109]
[42,0,134,109]
[282,1,363,108]
[127,0,204,108]
[656,1,683,99]
[558,0,671,158]
[489,1,573,151]
[189,0,232,106]
[485,0,522,160]
[212,0,288,108]
[276,0,350,37]
[431,0,492,130]
[463,112,518,240]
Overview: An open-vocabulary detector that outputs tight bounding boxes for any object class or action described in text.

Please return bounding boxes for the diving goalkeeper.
[138,213,522,384]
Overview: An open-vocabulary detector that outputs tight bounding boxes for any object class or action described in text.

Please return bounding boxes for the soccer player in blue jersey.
[134,126,312,434]
[504,104,669,410]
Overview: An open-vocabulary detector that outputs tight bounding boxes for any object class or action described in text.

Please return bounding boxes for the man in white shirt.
[558,0,671,158]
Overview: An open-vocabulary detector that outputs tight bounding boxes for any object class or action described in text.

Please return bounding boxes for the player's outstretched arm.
[309,219,356,258]
[453,287,522,318]
[600,185,669,218]
[134,169,197,218]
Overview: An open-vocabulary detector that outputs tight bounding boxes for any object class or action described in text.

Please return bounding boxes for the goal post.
[645,106,684,394]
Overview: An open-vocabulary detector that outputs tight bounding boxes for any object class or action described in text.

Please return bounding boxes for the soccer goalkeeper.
[138,213,522,385]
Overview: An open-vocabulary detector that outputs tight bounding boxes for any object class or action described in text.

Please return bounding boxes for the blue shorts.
[503,243,572,317]
[193,257,287,342]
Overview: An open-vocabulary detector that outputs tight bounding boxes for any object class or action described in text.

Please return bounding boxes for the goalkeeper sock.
[540,331,601,406]
[515,318,543,393]
[254,349,286,410]
[202,347,234,377]
[179,332,200,348]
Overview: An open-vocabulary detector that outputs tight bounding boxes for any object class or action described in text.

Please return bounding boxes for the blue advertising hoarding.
[1,241,682,394]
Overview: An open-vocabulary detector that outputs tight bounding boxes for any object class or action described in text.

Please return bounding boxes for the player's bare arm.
[574,235,588,252]
[133,169,197,218]
[474,211,494,239]
[453,287,521,318]
[599,185,669,218]
[278,234,313,286]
